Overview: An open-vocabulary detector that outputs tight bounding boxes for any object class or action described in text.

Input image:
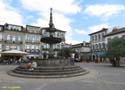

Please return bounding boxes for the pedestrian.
[32,61,37,69]
[70,53,75,65]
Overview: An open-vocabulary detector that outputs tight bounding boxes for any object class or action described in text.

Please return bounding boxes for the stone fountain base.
[8,65,89,78]
[8,59,89,78]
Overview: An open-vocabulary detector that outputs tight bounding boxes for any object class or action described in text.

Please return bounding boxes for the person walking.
[70,53,75,65]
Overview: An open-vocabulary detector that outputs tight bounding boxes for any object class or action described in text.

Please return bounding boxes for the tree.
[58,48,75,59]
[106,37,125,67]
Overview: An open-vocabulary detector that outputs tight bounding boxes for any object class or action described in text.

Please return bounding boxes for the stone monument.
[8,8,89,78]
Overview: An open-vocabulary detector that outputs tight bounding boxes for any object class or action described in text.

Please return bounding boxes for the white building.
[89,28,108,62]
[71,41,90,61]
[25,25,41,59]
[89,27,125,62]
[105,28,125,44]
[0,23,41,59]
[104,28,125,63]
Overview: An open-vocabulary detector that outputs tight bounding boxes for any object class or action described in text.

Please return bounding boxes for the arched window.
[102,33,105,41]
[99,43,101,49]
[98,34,101,42]
[102,43,105,49]
[95,35,97,42]
[96,44,98,49]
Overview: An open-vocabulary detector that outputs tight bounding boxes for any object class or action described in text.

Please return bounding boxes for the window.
[102,33,105,41]
[94,45,96,50]
[46,44,49,48]
[96,44,98,49]
[91,36,94,43]
[32,35,35,42]
[26,35,31,42]
[6,45,10,50]
[18,36,21,41]
[31,45,35,49]
[95,35,97,42]
[7,35,10,40]
[98,34,101,42]
[103,43,105,48]
[93,36,94,42]
[17,46,20,50]
[99,43,101,49]
[12,36,16,41]
[36,36,40,41]
[26,45,30,49]
[35,45,39,49]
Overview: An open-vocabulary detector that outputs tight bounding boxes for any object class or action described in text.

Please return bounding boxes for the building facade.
[105,28,125,44]
[1,23,24,51]
[25,25,41,59]
[105,28,125,63]
[89,28,108,62]
[0,23,66,59]
[71,41,90,62]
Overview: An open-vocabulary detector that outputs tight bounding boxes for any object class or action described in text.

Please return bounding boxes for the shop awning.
[0,50,28,56]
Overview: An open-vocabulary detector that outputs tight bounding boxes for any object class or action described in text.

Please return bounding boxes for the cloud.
[21,0,81,14]
[32,12,79,44]
[0,1,23,25]
[21,0,82,44]
[32,12,72,31]
[84,4,125,18]
[66,39,81,44]
[67,29,88,44]
[88,24,109,33]
[74,29,87,35]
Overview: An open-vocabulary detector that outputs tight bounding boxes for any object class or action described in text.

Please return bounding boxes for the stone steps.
[8,65,89,78]
[19,65,80,69]
[15,66,82,72]
[12,69,84,75]
[8,70,89,78]
[15,68,82,72]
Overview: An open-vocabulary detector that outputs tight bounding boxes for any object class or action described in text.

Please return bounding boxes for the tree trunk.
[112,59,116,67]
[110,58,116,67]
[115,57,120,67]
[112,57,120,67]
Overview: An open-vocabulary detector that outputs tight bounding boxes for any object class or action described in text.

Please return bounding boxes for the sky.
[0,0,125,44]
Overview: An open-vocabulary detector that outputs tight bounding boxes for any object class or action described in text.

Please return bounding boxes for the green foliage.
[58,47,75,58]
[42,48,49,51]
[106,37,125,58]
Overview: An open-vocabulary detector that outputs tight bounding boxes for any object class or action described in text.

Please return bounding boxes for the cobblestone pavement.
[0,63,125,90]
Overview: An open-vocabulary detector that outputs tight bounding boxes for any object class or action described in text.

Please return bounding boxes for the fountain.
[8,8,89,78]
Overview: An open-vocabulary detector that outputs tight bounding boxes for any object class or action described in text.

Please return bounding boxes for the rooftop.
[105,28,125,37]
[89,28,108,35]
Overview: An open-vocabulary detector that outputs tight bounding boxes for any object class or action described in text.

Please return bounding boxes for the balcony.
[25,41,40,44]
[3,40,23,44]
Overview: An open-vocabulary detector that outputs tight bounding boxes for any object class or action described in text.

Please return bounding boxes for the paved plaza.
[0,63,125,90]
